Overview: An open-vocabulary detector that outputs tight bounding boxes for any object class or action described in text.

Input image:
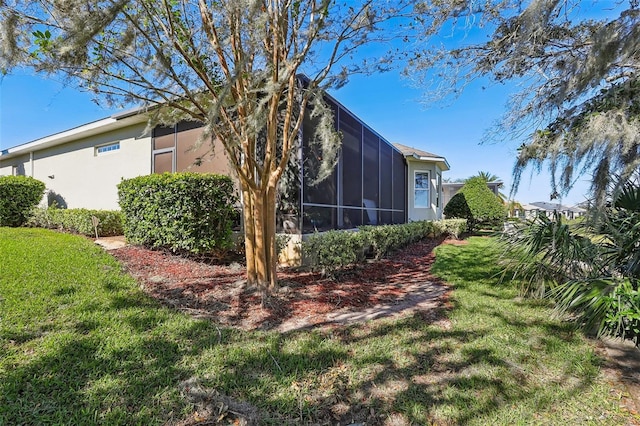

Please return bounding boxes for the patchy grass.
[0,229,630,425]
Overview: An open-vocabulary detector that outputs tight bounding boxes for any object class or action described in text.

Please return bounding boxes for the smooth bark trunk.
[242,181,278,292]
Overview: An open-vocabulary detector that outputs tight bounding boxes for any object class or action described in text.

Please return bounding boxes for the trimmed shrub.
[302,230,368,274]
[303,219,466,273]
[118,173,237,253]
[361,221,434,260]
[443,193,472,223]
[28,207,124,237]
[0,176,46,227]
[433,218,467,239]
[444,177,505,231]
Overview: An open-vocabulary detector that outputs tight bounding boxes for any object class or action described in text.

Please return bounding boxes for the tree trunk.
[242,181,278,292]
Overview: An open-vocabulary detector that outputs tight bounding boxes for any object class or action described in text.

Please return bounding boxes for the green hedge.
[444,177,505,231]
[432,218,467,239]
[361,221,433,260]
[118,173,237,253]
[0,176,46,227]
[303,230,369,273]
[28,207,124,237]
[303,219,467,274]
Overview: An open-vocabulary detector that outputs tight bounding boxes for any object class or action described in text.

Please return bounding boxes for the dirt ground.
[108,237,639,420]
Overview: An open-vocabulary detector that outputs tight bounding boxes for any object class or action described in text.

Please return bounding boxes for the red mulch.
[110,237,453,331]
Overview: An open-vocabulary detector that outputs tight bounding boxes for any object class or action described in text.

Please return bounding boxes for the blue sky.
[2,0,607,207]
[0,67,591,206]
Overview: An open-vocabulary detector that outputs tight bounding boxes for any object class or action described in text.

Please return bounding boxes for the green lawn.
[0,228,631,425]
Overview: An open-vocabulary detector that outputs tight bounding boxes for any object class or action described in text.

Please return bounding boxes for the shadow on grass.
[0,233,621,425]
[1,333,186,424]
[295,315,603,425]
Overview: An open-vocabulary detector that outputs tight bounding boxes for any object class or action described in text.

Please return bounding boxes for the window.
[393,151,406,214]
[154,151,174,173]
[96,142,120,155]
[379,143,392,209]
[12,165,25,176]
[152,125,175,173]
[414,171,430,208]
[302,110,336,206]
[363,128,379,207]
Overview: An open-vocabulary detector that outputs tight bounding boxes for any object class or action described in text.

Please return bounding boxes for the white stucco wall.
[0,153,31,177]
[1,123,151,210]
[406,159,443,221]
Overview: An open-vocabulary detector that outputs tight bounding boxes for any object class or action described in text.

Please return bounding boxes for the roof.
[393,143,450,171]
[442,181,503,189]
[525,202,586,212]
[1,111,148,160]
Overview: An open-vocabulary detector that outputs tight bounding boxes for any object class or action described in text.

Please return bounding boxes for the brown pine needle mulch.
[110,237,452,332]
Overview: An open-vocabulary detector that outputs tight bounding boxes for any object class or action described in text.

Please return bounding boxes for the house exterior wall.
[2,98,445,234]
[0,123,151,210]
[406,158,443,221]
[0,153,31,177]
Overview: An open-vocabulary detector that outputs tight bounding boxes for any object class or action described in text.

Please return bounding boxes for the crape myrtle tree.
[0,0,435,291]
[412,0,640,205]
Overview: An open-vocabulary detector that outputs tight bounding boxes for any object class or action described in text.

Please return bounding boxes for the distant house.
[442,181,503,208]
[521,202,586,220]
[0,90,449,235]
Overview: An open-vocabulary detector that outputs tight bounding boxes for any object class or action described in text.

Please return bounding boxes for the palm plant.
[506,199,525,218]
[473,171,500,182]
[499,211,597,297]
[499,178,640,345]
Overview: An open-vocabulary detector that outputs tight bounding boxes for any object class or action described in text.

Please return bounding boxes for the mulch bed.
[110,237,452,332]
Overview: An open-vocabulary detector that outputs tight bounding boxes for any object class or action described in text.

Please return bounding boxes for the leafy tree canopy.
[0,0,445,290]
[412,1,640,205]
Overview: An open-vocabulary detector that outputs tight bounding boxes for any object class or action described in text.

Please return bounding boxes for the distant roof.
[393,143,450,171]
[526,202,585,212]
[442,181,503,189]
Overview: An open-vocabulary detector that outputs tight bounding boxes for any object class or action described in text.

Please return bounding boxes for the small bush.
[28,207,124,237]
[118,173,237,254]
[0,176,46,227]
[602,281,640,346]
